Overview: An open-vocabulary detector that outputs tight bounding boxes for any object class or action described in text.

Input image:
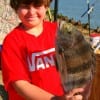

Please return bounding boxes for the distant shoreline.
[46,9,100,35]
[50,0,100,29]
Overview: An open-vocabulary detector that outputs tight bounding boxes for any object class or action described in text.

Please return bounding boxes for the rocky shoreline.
[55,15,100,35]
[46,9,100,38]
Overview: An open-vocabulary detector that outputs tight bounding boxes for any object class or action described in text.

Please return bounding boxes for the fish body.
[56,23,96,93]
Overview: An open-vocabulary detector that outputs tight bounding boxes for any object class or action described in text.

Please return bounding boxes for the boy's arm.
[12,80,54,100]
[12,80,84,100]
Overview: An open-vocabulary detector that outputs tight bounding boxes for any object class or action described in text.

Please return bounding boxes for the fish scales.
[55,23,96,95]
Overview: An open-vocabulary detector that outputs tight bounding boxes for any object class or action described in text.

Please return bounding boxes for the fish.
[55,22,96,99]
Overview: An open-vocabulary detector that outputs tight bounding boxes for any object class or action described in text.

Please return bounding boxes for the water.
[50,0,100,29]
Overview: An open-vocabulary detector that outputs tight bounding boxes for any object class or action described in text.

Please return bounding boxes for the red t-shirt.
[1,21,64,100]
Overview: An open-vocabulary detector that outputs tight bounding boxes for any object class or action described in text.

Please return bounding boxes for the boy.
[1,0,84,99]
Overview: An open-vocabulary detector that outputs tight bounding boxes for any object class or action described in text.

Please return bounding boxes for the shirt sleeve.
[1,33,31,90]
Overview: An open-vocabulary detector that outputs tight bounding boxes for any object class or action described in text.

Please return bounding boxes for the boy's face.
[17,4,47,28]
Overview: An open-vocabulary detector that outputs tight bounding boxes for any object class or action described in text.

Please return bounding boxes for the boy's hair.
[10,0,51,11]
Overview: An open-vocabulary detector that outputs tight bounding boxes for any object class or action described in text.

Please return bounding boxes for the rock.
[0,0,19,44]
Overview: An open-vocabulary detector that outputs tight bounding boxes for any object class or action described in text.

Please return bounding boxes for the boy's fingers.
[68,88,84,96]
[66,94,83,100]
[73,95,83,100]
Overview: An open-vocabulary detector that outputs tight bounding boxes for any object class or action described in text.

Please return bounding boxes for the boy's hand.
[52,88,84,100]
[66,88,84,100]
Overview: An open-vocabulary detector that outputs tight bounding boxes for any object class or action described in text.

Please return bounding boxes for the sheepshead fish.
[55,23,96,96]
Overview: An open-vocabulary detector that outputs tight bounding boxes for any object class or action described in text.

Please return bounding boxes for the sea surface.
[50,0,100,29]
